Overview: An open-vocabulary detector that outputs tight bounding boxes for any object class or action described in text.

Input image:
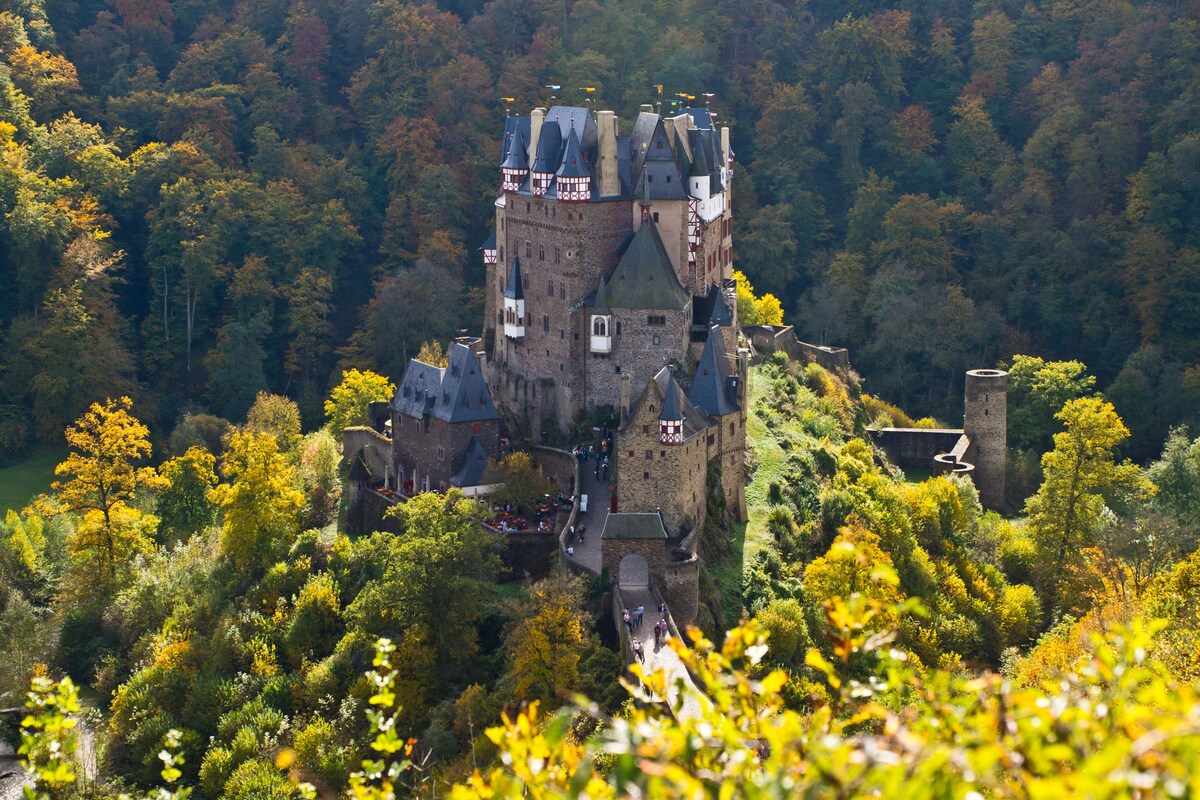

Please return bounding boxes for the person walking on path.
[636,605,644,627]
[659,602,666,616]
[631,639,644,664]
[602,456,609,481]
[622,609,631,631]
[654,620,663,647]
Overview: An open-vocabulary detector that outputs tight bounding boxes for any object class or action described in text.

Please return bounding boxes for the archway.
[617,553,650,588]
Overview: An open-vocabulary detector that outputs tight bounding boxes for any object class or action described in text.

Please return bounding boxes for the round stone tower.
[963,369,1008,510]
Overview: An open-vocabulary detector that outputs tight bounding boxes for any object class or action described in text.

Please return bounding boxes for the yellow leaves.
[734,270,786,326]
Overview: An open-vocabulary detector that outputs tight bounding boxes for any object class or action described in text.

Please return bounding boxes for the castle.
[481,103,748,531]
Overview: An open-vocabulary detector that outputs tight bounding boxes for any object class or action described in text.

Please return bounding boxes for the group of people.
[622,602,670,664]
[573,429,615,482]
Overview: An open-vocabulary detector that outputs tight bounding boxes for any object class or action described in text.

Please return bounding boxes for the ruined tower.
[964,369,1008,509]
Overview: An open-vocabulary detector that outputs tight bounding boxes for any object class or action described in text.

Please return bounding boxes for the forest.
[2,0,1200,796]
[1,0,1200,461]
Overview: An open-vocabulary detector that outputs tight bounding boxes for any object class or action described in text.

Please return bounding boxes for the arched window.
[593,317,607,336]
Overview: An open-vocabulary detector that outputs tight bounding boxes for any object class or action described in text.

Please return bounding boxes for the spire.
[503,256,524,300]
[659,374,682,422]
[500,128,528,170]
[640,173,652,222]
[592,274,610,316]
[689,139,710,177]
[556,126,589,178]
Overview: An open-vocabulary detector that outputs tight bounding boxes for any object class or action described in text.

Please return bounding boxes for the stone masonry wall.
[661,551,700,625]
[964,369,1008,509]
[391,412,500,491]
[602,536,668,585]
[586,307,691,412]
[617,395,708,536]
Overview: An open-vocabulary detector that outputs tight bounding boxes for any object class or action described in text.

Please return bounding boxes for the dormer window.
[590,314,612,354]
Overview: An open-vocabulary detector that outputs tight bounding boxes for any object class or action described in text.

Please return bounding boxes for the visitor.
[602,456,609,480]
[636,605,644,627]
[631,639,644,664]
[622,610,631,630]
[566,546,574,557]
[654,620,662,646]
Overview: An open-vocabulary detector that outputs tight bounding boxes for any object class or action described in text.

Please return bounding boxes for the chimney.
[529,107,546,166]
[720,125,730,168]
[596,110,619,197]
[620,372,631,425]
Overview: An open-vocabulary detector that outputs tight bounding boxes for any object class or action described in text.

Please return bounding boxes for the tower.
[659,375,684,444]
[964,369,1008,510]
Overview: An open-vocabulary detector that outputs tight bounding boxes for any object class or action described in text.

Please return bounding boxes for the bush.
[294,718,351,790]
[286,573,343,666]
[169,413,231,456]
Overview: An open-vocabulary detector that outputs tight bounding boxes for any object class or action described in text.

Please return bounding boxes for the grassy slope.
[707,364,823,624]
[0,444,64,514]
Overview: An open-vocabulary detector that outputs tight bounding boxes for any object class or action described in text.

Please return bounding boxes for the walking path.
[562,441,706,720]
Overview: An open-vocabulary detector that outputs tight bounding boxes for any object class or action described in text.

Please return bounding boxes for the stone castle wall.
[964,369,1008,509]
[390,412,500,491]
[661,549,700,626]
[617,396,709,537]
[744,325,850,372]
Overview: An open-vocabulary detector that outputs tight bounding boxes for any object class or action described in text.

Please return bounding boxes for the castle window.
[473,423,480,434]
[437,447,445,460]
[543,315,549,332]
[666,175,671,183]
[708,434,715,445]
[526,202,530,212]
[547,280,553,296]
[643,471,649,480]
[652,334,661,346]
[645,450,652,460]
[555,246,561,264]
[653,212,659,222]
[661,450,666,457]
[593,318,608,336]
[730,423,734,434]
[647,315,666,326]
[560,281,565,299]
[552,207,556,219]
[615,366,621,373]
[642,425,649,434]
[526,312,531,325]
[629,450,634,457]
[560,329,564,339]
[656,140,663,149]
[526,240,531,258]
[539,245,545,261]
[616,321,621,335]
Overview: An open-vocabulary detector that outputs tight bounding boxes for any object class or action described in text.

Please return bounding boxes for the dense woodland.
[1,0,1200,460]
[2,0,1200,796]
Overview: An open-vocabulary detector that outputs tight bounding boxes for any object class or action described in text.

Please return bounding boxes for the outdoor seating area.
[485,494,569,534]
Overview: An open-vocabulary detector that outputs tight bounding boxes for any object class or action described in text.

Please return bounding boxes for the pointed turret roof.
[659,373,682,421]
[500,127,528,170]
[689,325,738,417]
[556,126,591,178]
[503,257,524,300]
[479,231,496,251]
[605,218,689,311]
[532,119,562,173]
[708,287,732,326]
[591,274,610,315]
[450,436,490,488]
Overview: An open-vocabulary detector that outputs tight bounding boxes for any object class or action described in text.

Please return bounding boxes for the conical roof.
[689,139,710,177]
[500,128,528,170]
[659,373,682,421]
[503,257,524,300]
[556,126,591,178]
[708,287,732,325]
[689,325,738,417]
[592,274,610,315]
[531,119,562,173]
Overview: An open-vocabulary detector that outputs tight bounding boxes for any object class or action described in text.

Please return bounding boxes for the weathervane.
[578,86,596,109]
[545,84,560,104]
[500,97,516,116]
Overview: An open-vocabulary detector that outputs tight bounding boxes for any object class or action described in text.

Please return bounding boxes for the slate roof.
[347,449,372,482]
[629,111,660,180]
[591,274,610,315]
[603,218,689,311]
[479,231,496,252]
[503,257,524,300]
[392,343,499,424]
[659,373,683,421]
[531,120,562,174]
[686,107,713,130]
[689,325,739,418]
[709,287,733,325]
[450,436,490,488]
[556,126,591,178]
[500,127,528,170]
[499,116,531,163]
[601,512,668,540]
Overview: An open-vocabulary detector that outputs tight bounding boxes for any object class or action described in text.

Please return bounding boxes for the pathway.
[563,442,706,720]
[618,585,707,720]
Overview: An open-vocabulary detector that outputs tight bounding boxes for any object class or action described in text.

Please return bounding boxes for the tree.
[156,447,218,542]
[208,431,304,569]
[503,575,590,705]
[324,369,395,434]
[486,452,554,511]
[47,397,165,584]
[1007,355,1097,453]
[244,392,302,459]
[344,490,500,697]
[1025,398,1154,618]
[733,270,785,327]
[299,429,340,528]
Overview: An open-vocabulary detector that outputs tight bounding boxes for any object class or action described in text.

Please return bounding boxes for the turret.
[590,275,612,353]
[530,119,561,197]
[499,128,528,193]
[659,375,683,445]
[480,231,497,267]
[555,126,591,203]
[502,257,526,340]
[964,369,1008,510]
